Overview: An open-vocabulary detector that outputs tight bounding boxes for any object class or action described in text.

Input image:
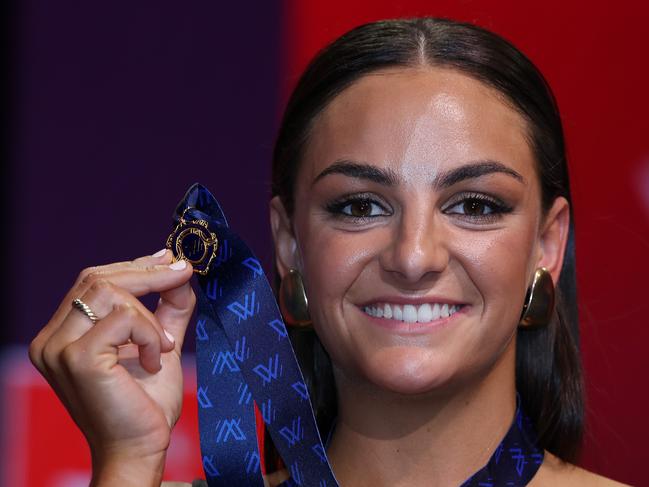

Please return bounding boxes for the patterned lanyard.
[168,184,337,486]
[168,184,543,487]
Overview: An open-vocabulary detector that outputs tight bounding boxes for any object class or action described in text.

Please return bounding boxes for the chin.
[357,346,461,396]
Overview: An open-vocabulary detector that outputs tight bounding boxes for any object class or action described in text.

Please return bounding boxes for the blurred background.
[2,1,648,485]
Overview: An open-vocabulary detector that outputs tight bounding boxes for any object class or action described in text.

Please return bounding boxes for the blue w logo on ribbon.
[227,291,260,322]
[279,416,304,447]
[202,455,220,477]
[244,450,260,474]
[268,318,288,339]
[253,353,283,384]
[206,277,222,300]
[237,382,252,405]
[312,444,327,463]
[292,381,309,400]
[215,418,246,442]
[242,257,263,276]
[261,398,276,424]
[211,336,250,374]
[214,238,232,266]
[196,318,208,341]
[197,386,213,409]
[289,461,303,485]
[212,350,240,374]
[510,447,527,476]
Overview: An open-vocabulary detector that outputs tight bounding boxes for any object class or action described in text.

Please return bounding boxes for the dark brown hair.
[272,17,583,461]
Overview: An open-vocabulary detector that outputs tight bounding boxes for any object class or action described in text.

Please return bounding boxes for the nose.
[379,205,450,285]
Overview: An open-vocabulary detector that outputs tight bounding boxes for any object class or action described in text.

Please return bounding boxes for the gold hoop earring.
[279,268,312,327]
[519,267,555,329]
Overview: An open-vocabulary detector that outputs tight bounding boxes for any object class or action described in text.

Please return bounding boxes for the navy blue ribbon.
[173,184,338,486]
[172,183,543,486]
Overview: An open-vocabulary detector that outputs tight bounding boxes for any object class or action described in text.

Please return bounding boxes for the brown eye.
[350,200,372,217]
[462,199,491,216]
[333,198,388,218]
[443,193,511,223]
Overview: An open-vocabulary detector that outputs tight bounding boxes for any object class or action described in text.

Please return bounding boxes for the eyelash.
[325,193,391,222]
[442,192,513,223]
[325,192,513,224]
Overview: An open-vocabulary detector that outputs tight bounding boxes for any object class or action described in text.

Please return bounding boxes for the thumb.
[155,279,196,353]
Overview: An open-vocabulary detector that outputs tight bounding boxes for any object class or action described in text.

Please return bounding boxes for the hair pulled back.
[271,17,583,461]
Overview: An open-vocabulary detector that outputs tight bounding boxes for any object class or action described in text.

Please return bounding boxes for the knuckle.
[116,303,139,320]
[41,340,61,371]
[28,335,44,368]
[79,269,103,287]
[60,342,86,372]
[89,278,113,295]
[78,266,98,281]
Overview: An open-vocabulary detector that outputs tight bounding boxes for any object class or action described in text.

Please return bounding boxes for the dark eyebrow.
[312,160,399,186]
[434,160,525,188]
[312,159,524,188]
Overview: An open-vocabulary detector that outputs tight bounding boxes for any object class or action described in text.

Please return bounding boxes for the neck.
[326,343,517,487]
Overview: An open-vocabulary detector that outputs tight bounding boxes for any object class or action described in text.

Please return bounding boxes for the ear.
[537,196,570,285]
[270,195,300,280]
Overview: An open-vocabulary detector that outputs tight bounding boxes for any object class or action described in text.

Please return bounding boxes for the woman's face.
[271,67,568,395]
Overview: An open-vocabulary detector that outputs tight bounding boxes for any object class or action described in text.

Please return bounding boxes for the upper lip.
[358,296,466,307]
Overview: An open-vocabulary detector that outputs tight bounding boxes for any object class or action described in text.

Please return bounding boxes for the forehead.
[301,67,535,184]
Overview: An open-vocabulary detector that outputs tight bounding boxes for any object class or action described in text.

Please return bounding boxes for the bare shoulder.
[531,451,630,487]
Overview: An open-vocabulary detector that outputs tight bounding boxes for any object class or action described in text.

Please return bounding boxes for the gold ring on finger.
[71,298,100,325]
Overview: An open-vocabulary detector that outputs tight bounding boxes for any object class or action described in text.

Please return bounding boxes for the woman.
[29,18,626,486]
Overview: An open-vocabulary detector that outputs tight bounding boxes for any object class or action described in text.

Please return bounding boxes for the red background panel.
[0,349,204,486]
[281,1,649,485]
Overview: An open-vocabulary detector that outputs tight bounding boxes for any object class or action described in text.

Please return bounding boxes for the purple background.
[7,1,282,347]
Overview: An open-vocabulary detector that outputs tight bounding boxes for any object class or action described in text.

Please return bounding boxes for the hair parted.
[271,17,583,462]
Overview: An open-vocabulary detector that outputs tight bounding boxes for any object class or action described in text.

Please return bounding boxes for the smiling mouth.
[362,302,464,324]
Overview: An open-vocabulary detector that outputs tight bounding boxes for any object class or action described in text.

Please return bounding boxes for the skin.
[29,67,625,486]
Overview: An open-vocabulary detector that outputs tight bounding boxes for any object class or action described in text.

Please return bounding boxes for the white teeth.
[403,304,418,323]
[393,304,403,320]
[417,303,433,323]
[432,303,441,320]
[383,303,392,319]
[441,303,449,318]
[363,302,461,323]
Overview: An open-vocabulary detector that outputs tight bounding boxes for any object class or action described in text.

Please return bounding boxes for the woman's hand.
[29,250,196,486]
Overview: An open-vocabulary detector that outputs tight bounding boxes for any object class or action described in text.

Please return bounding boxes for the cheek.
[296,221,386,371]
[452,222,537,327]
[298,223,379,304]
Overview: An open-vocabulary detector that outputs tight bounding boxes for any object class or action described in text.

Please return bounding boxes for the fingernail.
[164,329,175,344]
[153,249,167,257]
[169,260,187,270]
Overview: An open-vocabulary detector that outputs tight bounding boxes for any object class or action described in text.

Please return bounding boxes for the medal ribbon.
[169,183,543,487]
[170,184,338,487]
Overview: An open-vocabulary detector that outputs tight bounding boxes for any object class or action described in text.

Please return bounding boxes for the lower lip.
[359,305,468,334]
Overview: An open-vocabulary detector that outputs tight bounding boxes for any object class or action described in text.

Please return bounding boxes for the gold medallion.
[166,208,218,275]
